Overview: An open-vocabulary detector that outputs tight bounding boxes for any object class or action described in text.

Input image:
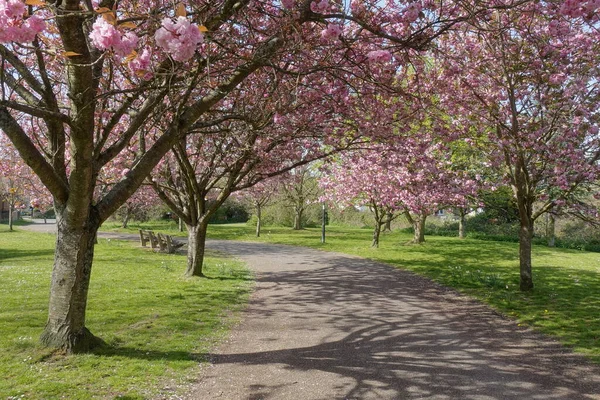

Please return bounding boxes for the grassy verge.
[204,223,600,363]
[0,224,252,399]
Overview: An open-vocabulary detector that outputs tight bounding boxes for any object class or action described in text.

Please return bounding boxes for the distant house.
[0,199,20,222]
[0,199,8,221]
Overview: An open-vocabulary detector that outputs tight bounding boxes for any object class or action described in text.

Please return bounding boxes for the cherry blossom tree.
[432,6,600,290]
[280,165,323,231]
[0,133,51,229]
[0,0,569,352]
[150,95,359,276]
[116,184,159,228]
[239,179,281,238]
[321,139,479,246]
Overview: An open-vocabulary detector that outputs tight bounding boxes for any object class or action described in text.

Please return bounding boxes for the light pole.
[321,202,326,244]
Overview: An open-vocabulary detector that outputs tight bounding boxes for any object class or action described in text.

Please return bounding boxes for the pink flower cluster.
[129,47,153,79]
[0,0,46,43]
[320,23,342,41]
[403,2,422,23]
[89,17,139,57]
[155,16,204,62]
[310,0,328,13]
[559,0,600,17]
[281,0,294,9]
[366,49,392,63]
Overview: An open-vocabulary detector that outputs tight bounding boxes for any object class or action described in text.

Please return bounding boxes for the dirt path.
[184,240,600,400]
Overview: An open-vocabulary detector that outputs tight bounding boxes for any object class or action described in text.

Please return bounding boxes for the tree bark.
[458,212,466,239]
[256,204,262,237]
[518,218,534,291]
[293,208,303,230]
[40,209,104,353]
[383,212,393,232]
[412,215,426,244]
[546,213,556,247]
[122,209,131,229]
[372,223,382,248]
[186,221,209,277]
[514,162,535,291]
[8,203,13,232]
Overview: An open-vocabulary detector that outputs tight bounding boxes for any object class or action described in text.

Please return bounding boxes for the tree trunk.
[178,217,183,232]
[372,223,382,248]
[122,209,131,229]
[519,218,534,291]
[8,203,13,232]
[186,221,209,277]
[383,212,393,232]
[546,213,556,247]
[412,215,426,244]
[458,212,466,239]
[256,205,262,238]
[293,208,303,230]
[40,211,103,353]
[514,167,534,291]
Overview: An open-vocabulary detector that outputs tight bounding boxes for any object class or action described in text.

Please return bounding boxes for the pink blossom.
[0,0,46,44]
[310,0,328,13]
[155,17,204,62]
[549,73,566,85]
[116,31,138,57]
[129,47,153,80]
[281,0,294,9]
[403,2,422,23]
[1,0,25,19]
[24,15,45,34]
[89,17,139,57]
[366,49,392,63]
[320,23,342,41]
[89,17,121,50]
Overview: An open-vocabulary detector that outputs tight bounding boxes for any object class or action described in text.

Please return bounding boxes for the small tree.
[239,179,281,237]
[281,166,322,231]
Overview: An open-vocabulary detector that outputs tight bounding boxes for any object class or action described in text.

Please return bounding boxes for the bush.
[327,206,373,228]
[209,198,250,224]
[424,220,460,237]
[464,212,520,241]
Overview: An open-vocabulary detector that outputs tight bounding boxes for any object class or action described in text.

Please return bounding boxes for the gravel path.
[185,240,600,400]
[17,224,600,399]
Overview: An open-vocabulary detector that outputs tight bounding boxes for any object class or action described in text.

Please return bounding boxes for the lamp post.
[321,202,326,244]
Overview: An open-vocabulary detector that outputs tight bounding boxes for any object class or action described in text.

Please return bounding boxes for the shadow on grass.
[0,248,56,261]
[91,345,208,363]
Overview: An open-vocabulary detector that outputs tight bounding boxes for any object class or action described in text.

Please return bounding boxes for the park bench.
[139,229,159,249]
[139,229,184,253]
[157,232,185,253]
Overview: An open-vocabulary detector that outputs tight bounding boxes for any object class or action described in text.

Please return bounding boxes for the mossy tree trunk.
[186,220,209,277]
[40,207,104,352]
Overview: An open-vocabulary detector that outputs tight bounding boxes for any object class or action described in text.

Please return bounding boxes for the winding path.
[184,240,600,400]
[17,223,600,399]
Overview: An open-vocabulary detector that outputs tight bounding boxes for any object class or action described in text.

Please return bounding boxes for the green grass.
[205,223,600,363]
[0,224,252,399]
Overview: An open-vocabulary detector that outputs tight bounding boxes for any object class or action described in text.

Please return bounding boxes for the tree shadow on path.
[186,241,600,400]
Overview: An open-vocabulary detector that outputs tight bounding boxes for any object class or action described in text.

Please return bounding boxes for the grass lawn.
[198,223,600,363]
[0,224,252,399]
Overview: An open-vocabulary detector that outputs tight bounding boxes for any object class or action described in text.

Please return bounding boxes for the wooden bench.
[139,229,159,249]
[157,233,185,253]
[140,229,184,253]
